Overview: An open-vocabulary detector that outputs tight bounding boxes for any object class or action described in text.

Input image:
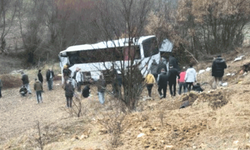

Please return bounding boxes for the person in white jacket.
[75,68,84,92]
[185,64,197,92]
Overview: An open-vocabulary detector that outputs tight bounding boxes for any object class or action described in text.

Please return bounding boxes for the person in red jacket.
[178,67,187,95]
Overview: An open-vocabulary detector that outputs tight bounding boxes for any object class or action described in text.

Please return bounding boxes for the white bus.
[58,35,161,82]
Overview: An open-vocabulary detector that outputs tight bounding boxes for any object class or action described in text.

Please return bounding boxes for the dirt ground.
[1,48,250,150]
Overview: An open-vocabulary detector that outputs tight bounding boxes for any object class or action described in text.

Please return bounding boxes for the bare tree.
[0,0,18,54]
[94,0,153,110]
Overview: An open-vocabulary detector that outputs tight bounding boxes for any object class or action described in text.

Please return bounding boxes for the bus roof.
[60,35,155,53]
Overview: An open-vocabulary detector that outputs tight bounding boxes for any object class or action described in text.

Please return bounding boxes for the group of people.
[62,64,107,108]
[19,68,55,104]
[0,54,226,107]
[145,54,227,99]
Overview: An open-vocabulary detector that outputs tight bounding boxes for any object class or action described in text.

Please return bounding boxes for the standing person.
[75,68,83,92]
[46,68,54,90]
[185,64,197,92]
[0,78,2,98]
[169,54,180,71]
[150,59,158,80]
[178,67,187,95]
[157,57,167,76]
[168,65,180,97]
[34,78,43,103]
[212,55,227,88]
[21,71,32,94]
[64,80,74,108]
[63,64,71,85]
[157,68,168,99]
[97,75,106,104]
[37,70,43,84]
[145,73,155,98]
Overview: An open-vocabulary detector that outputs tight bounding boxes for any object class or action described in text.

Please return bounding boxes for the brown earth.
[0,48,250,150]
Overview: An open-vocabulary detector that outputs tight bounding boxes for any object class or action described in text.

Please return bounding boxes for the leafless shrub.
[61,93,89,118]
[35,121,44,150]
[98,98,128,148]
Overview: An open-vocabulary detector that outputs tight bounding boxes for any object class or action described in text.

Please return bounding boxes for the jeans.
[98,92,105,104]
[24,83,32,94]
[36,91,42,103]
[158,85,167,98]
[178,82,187,95]
[48,78,53,90]
[146,84,153,97]
[169,81,176,96]
[66,96,72,107]
[0,87,2,97]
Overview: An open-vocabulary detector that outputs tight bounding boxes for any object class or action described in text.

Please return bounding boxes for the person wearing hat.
[157,68,168,99]
[178,67,187,95]
[168,64,180,97]
[212,55,227,88]
[34,78,43,103]
[64,79,74,108]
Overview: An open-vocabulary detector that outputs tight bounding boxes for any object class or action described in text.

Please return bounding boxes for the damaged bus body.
[58,35,160,83]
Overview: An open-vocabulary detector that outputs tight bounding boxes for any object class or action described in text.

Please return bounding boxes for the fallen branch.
[184,49,199,64]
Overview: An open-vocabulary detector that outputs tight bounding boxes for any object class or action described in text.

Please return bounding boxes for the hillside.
[0,47,250,150]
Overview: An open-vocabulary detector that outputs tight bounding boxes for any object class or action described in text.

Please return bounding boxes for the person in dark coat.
[150,59,158,80]
[46,68,55,90]
[64,80,74,108]
[157,68,168,99]
[63,64,71,85]
[192,83,203,93]
[82,85,90,98]
[168,65,180,96]
[37,70,43,84]
[169,54,179,70]
[21,71,32,94]
[212,55,227,87]
[19,85,27,96]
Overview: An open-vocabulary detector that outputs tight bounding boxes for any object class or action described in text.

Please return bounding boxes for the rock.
[164,145,174,149]
[198,70,205,74]
[137,133,146,138]
[79,134,89,140]
[206,67,211,71]
[233,140,239,145]
[246,133,249,139]
[221,82,228,87]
